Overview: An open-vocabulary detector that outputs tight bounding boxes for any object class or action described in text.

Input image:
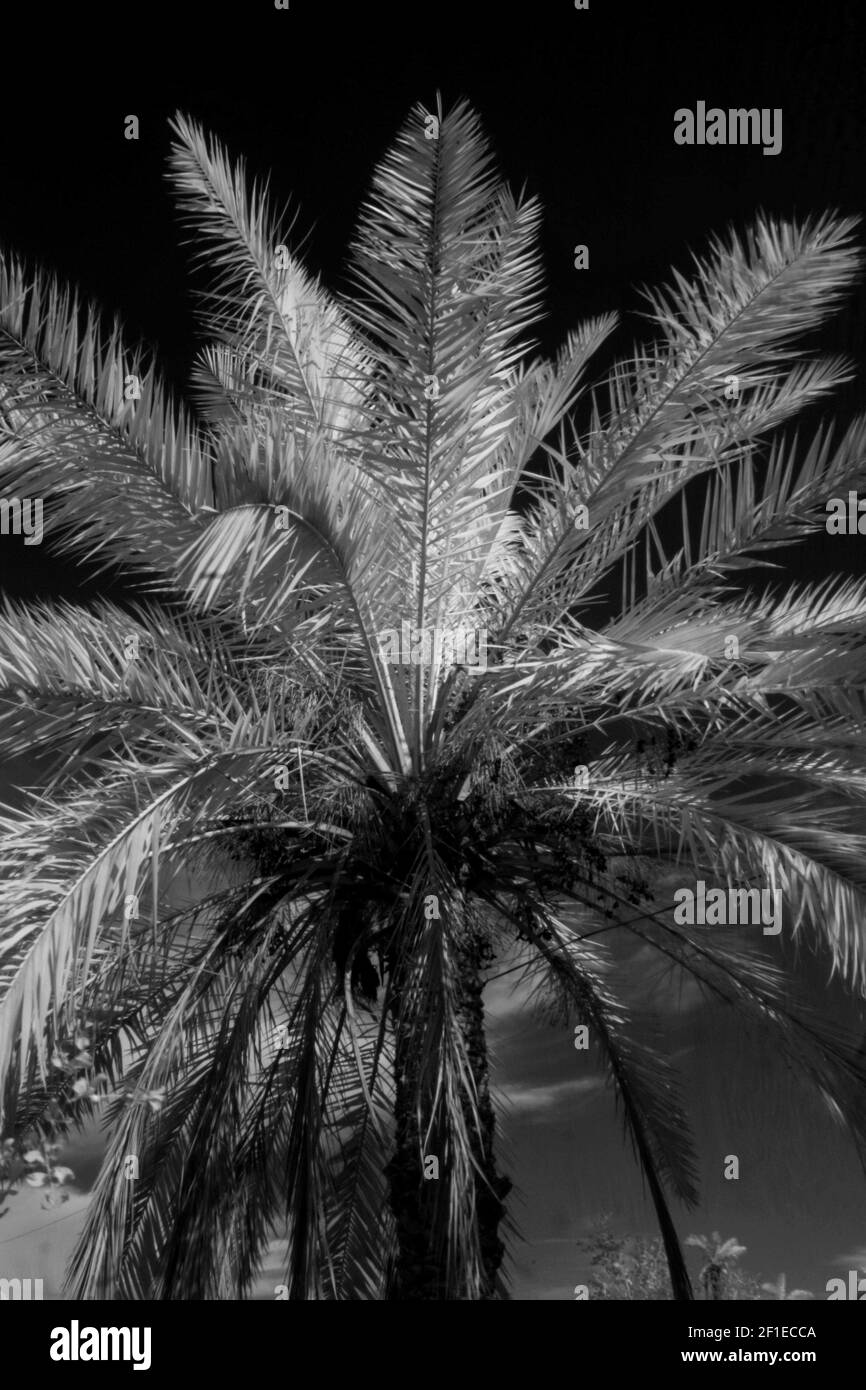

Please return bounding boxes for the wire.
[0,1203,84,1245]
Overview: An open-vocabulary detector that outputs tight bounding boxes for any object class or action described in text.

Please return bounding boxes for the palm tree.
[686,1233,747,1300]
[2,97,866,1301]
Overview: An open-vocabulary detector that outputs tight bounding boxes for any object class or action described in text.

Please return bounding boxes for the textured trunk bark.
[385,935,511,1300]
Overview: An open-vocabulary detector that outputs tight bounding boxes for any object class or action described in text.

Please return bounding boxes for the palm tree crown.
[2,98,866,1300]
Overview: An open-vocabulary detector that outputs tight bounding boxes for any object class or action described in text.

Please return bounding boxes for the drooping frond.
[514,909,697,1299]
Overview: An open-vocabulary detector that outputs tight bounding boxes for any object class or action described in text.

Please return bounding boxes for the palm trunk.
[385,935,511,1300]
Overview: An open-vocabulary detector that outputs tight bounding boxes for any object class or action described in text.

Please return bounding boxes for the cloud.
[485,969,536,1024]
[830,1248,866,1268]
[494,1076,604,1115]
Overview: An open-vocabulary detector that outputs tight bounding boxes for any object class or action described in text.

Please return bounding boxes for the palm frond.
[0,251,211,577]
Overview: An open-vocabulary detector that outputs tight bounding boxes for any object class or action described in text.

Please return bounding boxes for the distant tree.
[581,1223,672,1300]
[0,1131,75,1216]
[580,1221,789,1300]
[686,1232,748,1300]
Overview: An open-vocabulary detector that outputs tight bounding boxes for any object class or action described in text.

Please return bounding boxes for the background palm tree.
[686,1232,747,1300]
[2,97,866,1300]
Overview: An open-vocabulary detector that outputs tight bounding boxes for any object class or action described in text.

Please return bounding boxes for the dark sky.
[2,0,866,1299]
[3,1,866,598]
